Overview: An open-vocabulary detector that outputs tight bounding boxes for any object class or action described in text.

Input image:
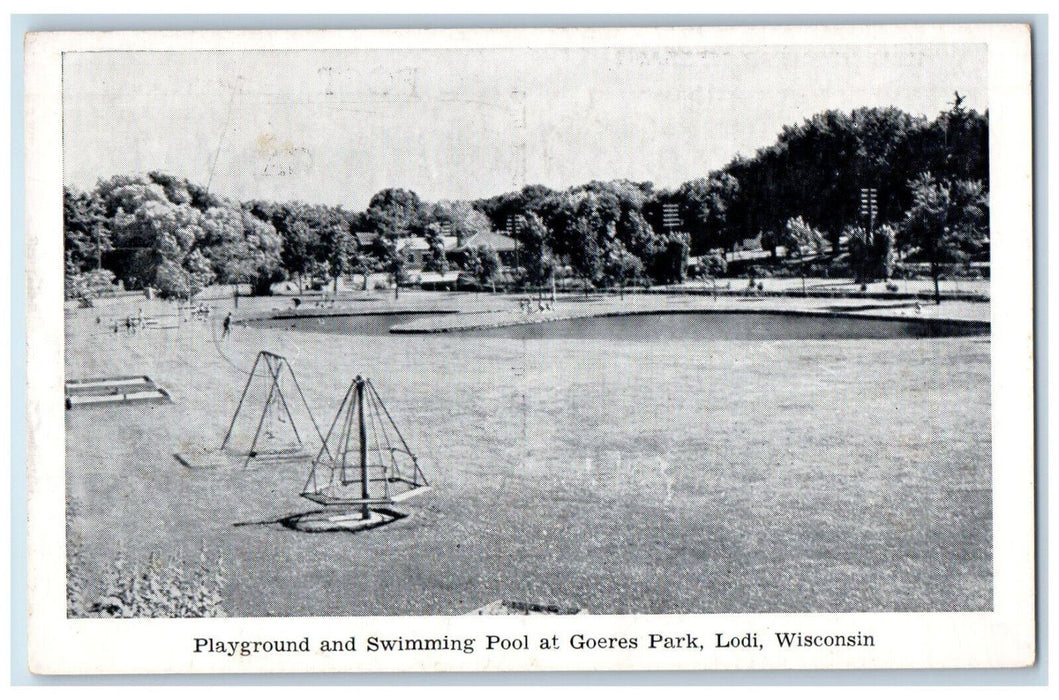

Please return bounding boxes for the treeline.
[64,97,988,301]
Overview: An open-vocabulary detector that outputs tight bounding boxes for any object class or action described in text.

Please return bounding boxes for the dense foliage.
[69,548,228,618]
[64,97,988,297]
[68,501,227,618]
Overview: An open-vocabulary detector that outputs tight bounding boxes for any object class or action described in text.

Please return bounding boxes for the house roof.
[396,236,460,252]
[458,231,519,252]
[352,231,379,248]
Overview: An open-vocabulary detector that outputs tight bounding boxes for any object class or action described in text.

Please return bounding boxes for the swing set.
[220,351,330,469]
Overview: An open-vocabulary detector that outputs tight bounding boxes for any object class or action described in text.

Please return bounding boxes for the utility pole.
[605,221,624,300]
[859,187,878,234]
[662,203,681,235]
[508,214,522,289]
[661,203,686,287]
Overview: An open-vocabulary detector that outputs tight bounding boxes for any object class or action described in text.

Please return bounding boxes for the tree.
[245,200,304,289]
[108,197,215,299]
[322,228,356,293]
[466,244,502,294]
[900,172,988,303]
[601,242,645,296]
[376,237,406,299]
[85,173,234,298]
[146,248,216,300]
[566,215,604,293]
[645,233,689,285]
[64,186,110,274]
[66,268,117,301]
[200,205,283,298]
[475,184,559,233]
[902,95,990,186]
[781,216,825,294]
[673,174,740,254]
[432,200,491,245]
[557,193,618,293]
[148,170,223,211]
[514,213,553,292]
[280,218,318,291]
[713,105,971,252]
[846,223,896,284]
[422,223,449,274]
[616,208,657,262]
[272,202,350,291]
[366,188,426,238]
[240,209,286,296]
[200,207,252,284]
[352,250,378,291]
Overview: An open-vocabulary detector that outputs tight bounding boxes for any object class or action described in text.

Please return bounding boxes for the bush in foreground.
[69,540,227,618]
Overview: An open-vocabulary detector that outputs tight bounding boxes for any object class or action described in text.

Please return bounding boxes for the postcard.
[24,24,1034,674]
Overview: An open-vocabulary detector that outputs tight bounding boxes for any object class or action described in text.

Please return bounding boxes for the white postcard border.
[25,24,1035,674]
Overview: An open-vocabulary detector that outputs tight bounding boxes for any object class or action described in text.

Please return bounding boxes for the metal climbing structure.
[301,376,430,519]
[220,351,329,469]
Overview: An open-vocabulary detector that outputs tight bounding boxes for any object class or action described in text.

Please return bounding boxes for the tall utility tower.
[859,187,879,233]
[661,203,682,234]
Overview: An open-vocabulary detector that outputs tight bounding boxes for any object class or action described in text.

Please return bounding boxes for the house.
[395,236,460,270]
[454,231,521,268]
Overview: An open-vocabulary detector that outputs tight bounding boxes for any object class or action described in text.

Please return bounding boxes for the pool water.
[455,312,988,341]
[253,310,988,341]
[247,312,455,336]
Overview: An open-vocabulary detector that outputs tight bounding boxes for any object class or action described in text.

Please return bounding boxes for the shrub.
[251,268,285,296]
[68,538,228,618]
[601,250,646,289]
[65,268,117,301]
[700,250,728,278]
[846,224,896,283]
[826,258,852,278]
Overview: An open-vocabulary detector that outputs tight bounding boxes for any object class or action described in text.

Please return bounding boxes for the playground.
[64,287,992,616]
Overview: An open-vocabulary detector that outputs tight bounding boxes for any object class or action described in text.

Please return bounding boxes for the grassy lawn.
[65,292,991,615]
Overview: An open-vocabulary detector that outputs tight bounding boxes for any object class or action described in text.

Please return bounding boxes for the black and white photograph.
[25,24,1035,674]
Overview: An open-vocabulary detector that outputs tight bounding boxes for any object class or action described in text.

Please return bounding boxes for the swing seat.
[244,445,312,468]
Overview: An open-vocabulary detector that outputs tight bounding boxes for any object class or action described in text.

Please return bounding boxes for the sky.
[61,43,987,209]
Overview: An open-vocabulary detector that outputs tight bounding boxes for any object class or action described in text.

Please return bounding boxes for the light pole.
[606,221,624,301]
[859,187,878,235]
[858,186,880,289]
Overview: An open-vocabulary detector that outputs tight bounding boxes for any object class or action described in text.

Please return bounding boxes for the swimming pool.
[253,309,988,341]
[246,311,456,336]
[448,311,989,341]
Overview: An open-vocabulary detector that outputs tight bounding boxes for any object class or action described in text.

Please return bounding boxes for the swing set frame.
[220,351,330,468]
